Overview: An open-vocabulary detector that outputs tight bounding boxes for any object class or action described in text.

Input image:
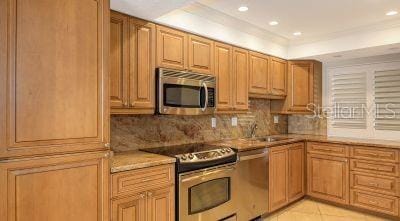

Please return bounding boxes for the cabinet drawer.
[351,146,398,163]
[350,159,398,177]
[112,164,174,198]
[350,190,399,216]
[350,172,399,196]
[307,142,349,157]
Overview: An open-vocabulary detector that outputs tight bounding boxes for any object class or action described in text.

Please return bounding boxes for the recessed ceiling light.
[238,6,248,12]
[269,21,279,26]
[386,10,398,16]
[293,32,302,36]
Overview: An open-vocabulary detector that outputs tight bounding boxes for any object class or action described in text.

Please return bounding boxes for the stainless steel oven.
[178,163,237,221]
[157,68,216,115]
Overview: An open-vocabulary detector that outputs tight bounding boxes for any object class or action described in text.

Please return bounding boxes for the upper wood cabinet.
[271,60,322,114]
[110,12,155,114]
[215,42,233,111]
[249,51,270,97]
[269,57,287,97]
[156,26,188,70]
[0,151,110,221]
[110,11,129,109]
[232,47,249,111]
[0,0,109,158]
[188,35,214,75]
[269,143,305,212]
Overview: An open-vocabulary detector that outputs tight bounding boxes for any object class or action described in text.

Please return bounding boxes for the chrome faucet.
[249,122,258,138]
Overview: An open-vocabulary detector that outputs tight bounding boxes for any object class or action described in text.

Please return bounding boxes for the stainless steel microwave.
[157,68,216,115]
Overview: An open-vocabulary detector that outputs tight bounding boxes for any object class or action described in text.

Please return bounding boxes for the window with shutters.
[327,60,400,140]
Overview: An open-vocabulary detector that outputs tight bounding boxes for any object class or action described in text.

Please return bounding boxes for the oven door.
[158,77,215,115]
[178,163,237,221]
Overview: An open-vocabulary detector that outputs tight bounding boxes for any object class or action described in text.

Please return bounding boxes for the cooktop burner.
[141,143,237,173]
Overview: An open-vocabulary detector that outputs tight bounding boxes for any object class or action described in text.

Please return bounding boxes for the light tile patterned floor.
[263,199,393,221]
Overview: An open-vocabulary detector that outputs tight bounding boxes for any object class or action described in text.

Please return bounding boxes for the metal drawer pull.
[140,193,145,199]
[369,200,378,205]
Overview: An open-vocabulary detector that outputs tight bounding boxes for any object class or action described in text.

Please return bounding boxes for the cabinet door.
[288,143,305,202]
[232,47,249,110]
[147,186,174,221]
[112,194,146,221]
[129,18,155,112]
[288,61,314,112]
[249,51,269,96]
[270,57,287,96]
[156,26,187,70]
[215,42,233,111]
[0,151,109,221]
[188,35,214,75]
[110,11,129,108]
[307,154,349,204]
[0,0,109,158]
[269,146,289,212]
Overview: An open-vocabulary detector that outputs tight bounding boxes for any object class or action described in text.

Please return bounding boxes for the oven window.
[189,177,230,214]
[163,84,202,108]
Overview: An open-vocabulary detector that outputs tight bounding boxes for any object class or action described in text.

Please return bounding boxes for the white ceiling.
[198,0,400,43]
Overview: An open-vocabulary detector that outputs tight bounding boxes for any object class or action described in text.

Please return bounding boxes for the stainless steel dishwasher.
[235,148,269,221]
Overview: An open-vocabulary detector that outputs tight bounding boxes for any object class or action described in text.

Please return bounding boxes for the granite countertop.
[110,150,176,173]
[210,134,400,152]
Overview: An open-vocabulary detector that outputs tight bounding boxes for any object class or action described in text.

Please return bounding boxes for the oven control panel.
[176,148,235,163]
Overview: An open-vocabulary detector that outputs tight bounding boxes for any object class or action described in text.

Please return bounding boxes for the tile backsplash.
[111,99,288,152]
[288,114,327,136]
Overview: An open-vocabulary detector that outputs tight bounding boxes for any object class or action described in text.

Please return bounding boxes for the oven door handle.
[181,167,235,183]
[201,82,208,112]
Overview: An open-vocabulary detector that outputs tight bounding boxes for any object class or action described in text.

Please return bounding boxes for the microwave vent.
[161,69,215,82]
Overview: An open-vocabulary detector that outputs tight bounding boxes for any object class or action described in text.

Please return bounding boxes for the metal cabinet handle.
[140,193,146,199]
[147,192,153,197]
[104,143,110,148]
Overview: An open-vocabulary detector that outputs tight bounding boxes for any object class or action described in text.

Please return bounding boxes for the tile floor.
[263,199,393,221]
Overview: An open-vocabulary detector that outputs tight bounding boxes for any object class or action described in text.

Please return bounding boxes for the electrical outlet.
[231,117,238,126]
[274,115,279,124]
[211,117,216,128]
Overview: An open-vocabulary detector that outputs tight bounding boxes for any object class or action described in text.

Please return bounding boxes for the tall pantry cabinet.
[0,0,110,220]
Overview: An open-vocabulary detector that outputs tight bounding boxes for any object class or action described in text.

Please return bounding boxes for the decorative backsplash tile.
[288,115,327,136]
[111,99,288,152]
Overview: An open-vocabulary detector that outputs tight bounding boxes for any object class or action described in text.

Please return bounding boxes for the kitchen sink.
[250,136,291,142]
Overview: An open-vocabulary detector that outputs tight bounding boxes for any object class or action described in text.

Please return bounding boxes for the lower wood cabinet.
[350,189,399,217]
[269,143,305,212]
[0,151,110,221]
[111,164,175,221]
[307,154,349,205]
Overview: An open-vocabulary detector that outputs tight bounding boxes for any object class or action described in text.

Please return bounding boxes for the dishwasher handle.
[239,149,269,161]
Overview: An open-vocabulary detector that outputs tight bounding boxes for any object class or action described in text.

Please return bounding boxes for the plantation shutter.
[331,72,367,129]
[374,69,400,131]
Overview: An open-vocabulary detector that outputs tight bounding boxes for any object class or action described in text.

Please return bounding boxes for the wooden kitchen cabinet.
[111,164,175,221]
[271,60,322,114]
[0,151,110,221]
[269,57,287,98]
[269,143,305,212]
[0,0,109,158]
[215,42,233,111]
[307,154,349,204]
[249,51,270,97]
[232,47,249,111]
[288,143,305,202]
[156,25,188,70]
[188,35,214,75]
[110,12,155,114]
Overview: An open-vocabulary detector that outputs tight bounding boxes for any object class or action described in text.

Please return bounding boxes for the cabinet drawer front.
[350,190,399,216]
[112,164,174,198]
[350,159,398,177]
[351,146,398,163]
[307,142,349,157]
[350,172,399,196]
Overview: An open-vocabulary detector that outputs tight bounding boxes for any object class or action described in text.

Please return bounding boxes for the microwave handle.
[201,82,208,112]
